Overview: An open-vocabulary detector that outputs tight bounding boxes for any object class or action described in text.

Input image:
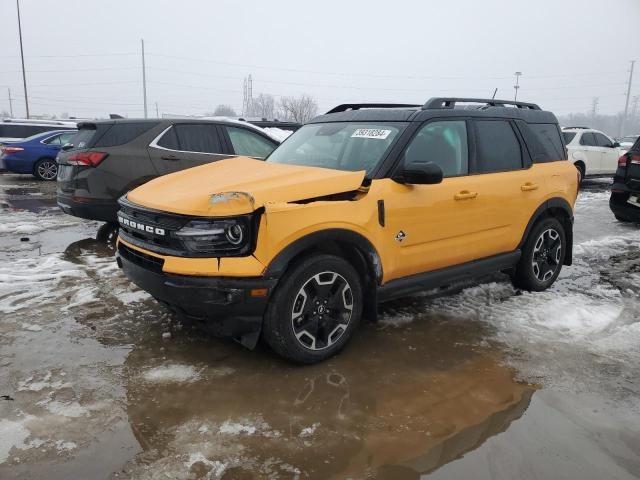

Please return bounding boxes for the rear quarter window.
[518,122,566,162]
[94,122,158,148]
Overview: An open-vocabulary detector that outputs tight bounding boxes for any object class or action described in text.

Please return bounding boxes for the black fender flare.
[264,229,383,321]
[518,197,574,265]
[265,229,383,281]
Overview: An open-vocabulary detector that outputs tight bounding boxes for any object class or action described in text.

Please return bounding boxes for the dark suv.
[57,118,280,223]
[611,136,640,222]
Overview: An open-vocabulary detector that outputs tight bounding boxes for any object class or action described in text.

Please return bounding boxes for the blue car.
[0,129,77,180]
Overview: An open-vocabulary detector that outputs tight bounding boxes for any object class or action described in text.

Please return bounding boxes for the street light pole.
[141,39,148,119]
[514,72,522,101]
[16,0,29,118]
[7,88,14,117]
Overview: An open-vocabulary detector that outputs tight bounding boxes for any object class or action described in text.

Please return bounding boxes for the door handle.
[454,190,478,200]
[161,154,180,161]
[521,182,539,191]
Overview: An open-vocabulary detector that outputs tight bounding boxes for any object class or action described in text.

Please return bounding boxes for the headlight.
[173,217,252,255]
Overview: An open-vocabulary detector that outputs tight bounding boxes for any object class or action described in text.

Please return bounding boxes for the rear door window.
[474,120,523,173]
[224,126,277,158]
[173,124,223,154]
[0,124,54,138]
[94,122,157,147]
[43,133,64,145]
[579,132,597,146]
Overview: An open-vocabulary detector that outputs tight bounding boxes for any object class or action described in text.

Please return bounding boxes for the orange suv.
[116,98,579,363]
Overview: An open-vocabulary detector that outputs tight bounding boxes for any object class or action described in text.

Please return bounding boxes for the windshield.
[267,122,406,174]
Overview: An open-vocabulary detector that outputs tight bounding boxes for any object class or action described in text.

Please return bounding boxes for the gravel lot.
[0,173,639,480]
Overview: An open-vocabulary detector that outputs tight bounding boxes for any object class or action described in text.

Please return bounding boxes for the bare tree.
[250,93,276,119]
[278,94,318,123]
[212,104,237,117]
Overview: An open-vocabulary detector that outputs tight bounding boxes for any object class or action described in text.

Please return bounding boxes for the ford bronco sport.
[116,97,578,364]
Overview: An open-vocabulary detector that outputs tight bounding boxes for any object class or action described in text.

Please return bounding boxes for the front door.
[382,119,487,281]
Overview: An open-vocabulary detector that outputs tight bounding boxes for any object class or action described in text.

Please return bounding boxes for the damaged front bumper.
[116,242,277,349]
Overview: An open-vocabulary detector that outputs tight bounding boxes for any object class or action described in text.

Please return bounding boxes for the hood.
[127,157,366,216]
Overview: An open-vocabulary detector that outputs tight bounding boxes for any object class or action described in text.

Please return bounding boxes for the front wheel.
[263,254,363,364]
[513,217,566,292]
[33,158,58,181]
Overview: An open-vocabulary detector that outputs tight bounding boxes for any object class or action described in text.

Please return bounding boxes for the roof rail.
[562,126,590,130]
[326,103,421,114]
[423,97,541,110]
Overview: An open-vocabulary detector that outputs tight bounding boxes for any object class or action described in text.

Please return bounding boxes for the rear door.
[593,132,619,174]
[147,123,233,174]
[578,132,602,174]
[468,119,548,256]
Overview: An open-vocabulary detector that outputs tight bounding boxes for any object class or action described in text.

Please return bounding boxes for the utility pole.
[16,0,29,118]
[7,88,14,117]
[590,97,599,119]
[514,71,522,101]
[155,102,159,119]
[141,39,148,119]
[621,60,635,136]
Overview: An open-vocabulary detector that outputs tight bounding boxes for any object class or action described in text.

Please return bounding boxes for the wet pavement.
[0,173,639,479]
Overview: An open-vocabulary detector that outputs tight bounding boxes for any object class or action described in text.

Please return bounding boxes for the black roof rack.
[326,103,421,114]
[423,97,541,110]
[563,126,590,129]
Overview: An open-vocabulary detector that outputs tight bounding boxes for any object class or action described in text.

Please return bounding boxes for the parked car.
[618,134,639,153]
[0,130,77,180]
[0,118,77,143]
[57,118,280,223]
[610,136,640,222]
[562,127,621,179]
[116,97,578,364]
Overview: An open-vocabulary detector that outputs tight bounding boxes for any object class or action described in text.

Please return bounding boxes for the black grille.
[118,243,164,273]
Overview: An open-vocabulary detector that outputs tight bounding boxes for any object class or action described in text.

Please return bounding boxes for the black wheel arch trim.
[264,229,383,281]
[264,229,383,322]
[519,197,574,266]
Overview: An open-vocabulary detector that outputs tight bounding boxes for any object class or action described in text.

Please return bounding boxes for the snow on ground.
[142,364,202,383]
[0,208,79,236]
[381,227,640,390]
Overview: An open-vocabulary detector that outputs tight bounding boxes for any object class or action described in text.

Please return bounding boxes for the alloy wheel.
[291,271,354,351]
[531,228,562,282]
[37,161,58,180]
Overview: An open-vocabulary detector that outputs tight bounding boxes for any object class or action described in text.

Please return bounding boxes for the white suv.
[562,127,621,179]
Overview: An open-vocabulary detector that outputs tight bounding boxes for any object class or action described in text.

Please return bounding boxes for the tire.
[263,254,363,364]
[574,162,585,184]
[33,158,58,181]
[96,222,119,244]
[614,214,630,223]
[512,217,566,292]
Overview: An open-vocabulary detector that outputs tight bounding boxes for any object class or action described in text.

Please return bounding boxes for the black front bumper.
[610,188,640,222]
[117,243,276,349]
[57,194,119,223]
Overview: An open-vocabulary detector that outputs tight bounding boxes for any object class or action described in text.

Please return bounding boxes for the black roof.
[310,97,558,125]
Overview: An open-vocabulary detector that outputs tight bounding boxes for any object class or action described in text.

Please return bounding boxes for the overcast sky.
[0,0,638,119]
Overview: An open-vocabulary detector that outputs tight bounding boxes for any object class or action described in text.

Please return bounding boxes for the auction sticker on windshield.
[351,128,392,140]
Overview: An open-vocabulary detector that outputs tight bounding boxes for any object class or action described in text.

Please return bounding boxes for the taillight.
[618,155,628,167]
[630,154,640,165]
[66,151,108,167]
[1,146,24,154]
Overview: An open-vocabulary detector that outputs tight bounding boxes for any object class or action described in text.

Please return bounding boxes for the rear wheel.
[33,158,58,181]
[574,162,585,183]
[263,254,363,364]
[513,217,566,291]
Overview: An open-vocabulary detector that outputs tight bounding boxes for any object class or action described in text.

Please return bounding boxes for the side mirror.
[393,161,443,185]
[612,141,620,148]
[61,143,73,151]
